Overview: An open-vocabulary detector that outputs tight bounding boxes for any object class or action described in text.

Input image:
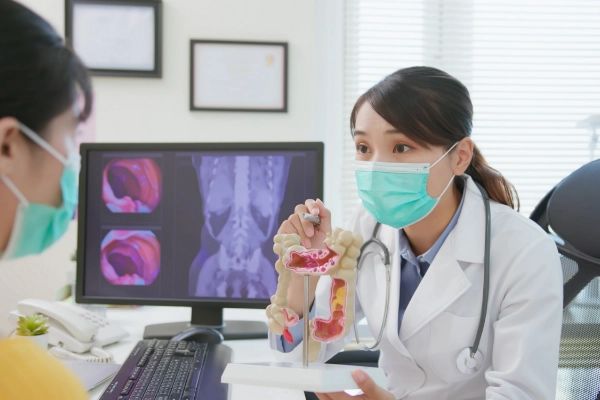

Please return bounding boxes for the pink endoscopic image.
[100,230,160,286]
[102,158,162,213]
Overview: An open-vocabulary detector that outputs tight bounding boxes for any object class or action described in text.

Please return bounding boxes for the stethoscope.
[353,182,491,375]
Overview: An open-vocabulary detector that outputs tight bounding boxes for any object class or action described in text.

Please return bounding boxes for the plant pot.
[16,333,49,350]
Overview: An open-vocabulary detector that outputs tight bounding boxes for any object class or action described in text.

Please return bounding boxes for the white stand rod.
[303,274,309,367]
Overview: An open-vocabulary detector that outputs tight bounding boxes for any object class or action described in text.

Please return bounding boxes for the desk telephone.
[9,298,128,353]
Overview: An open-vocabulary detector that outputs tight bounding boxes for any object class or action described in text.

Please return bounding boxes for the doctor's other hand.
[315,370,395,400]
[277,198,331,249]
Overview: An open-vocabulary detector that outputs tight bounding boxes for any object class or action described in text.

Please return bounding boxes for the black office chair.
[530,159,600,400]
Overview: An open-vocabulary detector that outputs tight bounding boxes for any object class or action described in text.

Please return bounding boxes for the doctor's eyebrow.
[353,129,406,136]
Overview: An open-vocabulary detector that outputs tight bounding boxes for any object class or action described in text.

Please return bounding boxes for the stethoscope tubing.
[470,182,491,357]
[353,222,390,351]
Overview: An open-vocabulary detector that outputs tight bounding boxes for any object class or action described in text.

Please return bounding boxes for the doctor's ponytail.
[466,144,519,210]
[351,66,520,211]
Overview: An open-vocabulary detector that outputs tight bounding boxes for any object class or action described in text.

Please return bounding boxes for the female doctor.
[0,1,92,398]
[272,67,563,399]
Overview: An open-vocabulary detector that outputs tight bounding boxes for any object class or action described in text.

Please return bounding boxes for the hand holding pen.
[277,198,332,249]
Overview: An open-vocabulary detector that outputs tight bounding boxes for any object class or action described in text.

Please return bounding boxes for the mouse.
[171,327,224,345]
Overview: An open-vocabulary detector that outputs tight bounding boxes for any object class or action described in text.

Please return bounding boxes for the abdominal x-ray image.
[189,155,291,299]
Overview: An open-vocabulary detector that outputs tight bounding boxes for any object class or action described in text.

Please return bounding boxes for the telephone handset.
[10,298,128,353]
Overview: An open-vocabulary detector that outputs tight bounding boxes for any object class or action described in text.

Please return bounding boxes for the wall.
[0,0,320,336]
[18,0,316,144]
[0,223,77,337]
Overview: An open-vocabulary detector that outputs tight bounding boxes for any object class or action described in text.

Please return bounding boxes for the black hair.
[351,66,519,210]
[0,0,93,136]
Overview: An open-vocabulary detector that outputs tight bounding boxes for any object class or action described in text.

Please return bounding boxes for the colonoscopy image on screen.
[82,147,319,302]
[101,230,161,286]
[102,158,162,213]
[188,155,290,299]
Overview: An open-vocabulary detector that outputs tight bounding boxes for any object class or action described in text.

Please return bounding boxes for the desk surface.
[89,306,306,400]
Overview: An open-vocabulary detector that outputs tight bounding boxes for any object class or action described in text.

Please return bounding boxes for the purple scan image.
[102,158,162,213]
[101,230,160,286]
[190,155,291,299]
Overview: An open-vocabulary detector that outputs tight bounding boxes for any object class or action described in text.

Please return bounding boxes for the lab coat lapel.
[399,176,485,342]
[399,238,471,342]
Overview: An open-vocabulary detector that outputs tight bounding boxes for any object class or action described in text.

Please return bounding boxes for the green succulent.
[16,315,50,337]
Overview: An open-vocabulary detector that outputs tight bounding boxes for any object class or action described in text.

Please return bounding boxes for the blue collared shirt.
[274,178,466,351]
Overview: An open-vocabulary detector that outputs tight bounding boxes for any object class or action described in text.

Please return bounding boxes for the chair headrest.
[548,159,600,259]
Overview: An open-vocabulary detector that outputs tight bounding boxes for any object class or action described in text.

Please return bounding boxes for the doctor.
[271,67,563,399]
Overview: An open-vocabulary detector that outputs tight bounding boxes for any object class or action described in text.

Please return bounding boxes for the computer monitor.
[76,142,323,340]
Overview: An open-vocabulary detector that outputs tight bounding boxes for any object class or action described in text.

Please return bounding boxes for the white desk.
[88,306,306,400]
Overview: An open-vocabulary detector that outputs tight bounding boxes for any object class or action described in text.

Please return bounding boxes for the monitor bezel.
[76,141,324,309]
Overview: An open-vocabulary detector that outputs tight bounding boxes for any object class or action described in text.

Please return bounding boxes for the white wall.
[18,0,316,144]
[1,0,324,336]
[0,222,77,336]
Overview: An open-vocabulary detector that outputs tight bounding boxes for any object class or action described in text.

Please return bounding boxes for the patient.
[0,1,93,398]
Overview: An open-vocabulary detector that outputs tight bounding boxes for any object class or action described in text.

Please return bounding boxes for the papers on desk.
[61,360,121,390]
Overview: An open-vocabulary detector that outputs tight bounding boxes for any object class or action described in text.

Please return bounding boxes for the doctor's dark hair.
[350,66,519,210]
[0,0,93,137]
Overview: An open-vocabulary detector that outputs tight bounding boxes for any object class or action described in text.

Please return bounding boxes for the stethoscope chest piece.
[456,347,484,375]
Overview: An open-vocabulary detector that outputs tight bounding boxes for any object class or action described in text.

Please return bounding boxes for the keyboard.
[100,339,231,400]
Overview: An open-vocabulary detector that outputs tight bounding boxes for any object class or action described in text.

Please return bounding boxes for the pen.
[302,213,320,226]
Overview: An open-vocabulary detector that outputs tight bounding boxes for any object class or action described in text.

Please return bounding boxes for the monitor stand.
[143,306,268,341]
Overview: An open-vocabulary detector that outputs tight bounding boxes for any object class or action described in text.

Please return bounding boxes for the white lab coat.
[271,175,563,399]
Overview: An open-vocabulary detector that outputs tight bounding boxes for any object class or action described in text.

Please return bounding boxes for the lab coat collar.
[452,175,487,264]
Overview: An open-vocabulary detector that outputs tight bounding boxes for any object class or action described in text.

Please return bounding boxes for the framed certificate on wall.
[65,0,162,78]
[190,40,288,112]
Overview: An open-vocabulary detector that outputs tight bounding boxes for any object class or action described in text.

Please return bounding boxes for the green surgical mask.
[355,143,458,229]
[0,123,80,260]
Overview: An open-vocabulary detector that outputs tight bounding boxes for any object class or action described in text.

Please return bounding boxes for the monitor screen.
[78,143,323,307]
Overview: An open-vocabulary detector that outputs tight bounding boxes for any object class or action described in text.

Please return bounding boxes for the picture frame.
[190,40,288,112]
[65,0,162,78]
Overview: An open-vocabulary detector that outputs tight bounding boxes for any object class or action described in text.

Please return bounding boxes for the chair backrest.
[530,159,600,400]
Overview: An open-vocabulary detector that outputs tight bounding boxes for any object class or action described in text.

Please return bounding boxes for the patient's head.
[0,0,93,255]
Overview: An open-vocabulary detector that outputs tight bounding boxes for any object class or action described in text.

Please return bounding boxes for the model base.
[221,361,387,393]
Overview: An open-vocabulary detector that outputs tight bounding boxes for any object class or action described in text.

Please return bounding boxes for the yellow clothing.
[0,338,87,400]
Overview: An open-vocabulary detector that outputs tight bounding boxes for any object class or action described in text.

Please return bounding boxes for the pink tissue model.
[266,229,363,362]
[102,158,162,213]
[101,230,160,286]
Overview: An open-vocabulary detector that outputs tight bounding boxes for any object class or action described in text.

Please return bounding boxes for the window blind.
[341,0,600,219]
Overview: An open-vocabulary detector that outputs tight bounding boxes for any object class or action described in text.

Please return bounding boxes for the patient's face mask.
[0,123,80,260]
[355,143,458,229]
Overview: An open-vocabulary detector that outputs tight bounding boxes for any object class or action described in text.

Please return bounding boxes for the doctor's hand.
[278,198,332,318]
[315,370,395,400]
[277,198,332,249]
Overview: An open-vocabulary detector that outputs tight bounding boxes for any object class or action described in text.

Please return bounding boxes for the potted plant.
[15,315,50,349]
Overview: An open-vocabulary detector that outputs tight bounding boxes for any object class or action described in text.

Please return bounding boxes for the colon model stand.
[266,229,364,364]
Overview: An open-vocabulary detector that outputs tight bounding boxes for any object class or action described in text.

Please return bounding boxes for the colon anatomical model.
[266,228,363,362]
